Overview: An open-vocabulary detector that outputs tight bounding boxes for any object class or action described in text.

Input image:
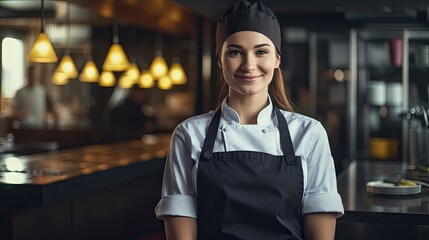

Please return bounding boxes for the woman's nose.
[240,53,256,71]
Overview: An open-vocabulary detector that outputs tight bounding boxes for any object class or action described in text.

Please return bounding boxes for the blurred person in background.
[10,65,58,129]
[109,87,155,137]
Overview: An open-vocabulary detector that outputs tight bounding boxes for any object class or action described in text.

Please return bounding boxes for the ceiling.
[0,0,199,37]
[175,0,429,18]
[1,0,428,37]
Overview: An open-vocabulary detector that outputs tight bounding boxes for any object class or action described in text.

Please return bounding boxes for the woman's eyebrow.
[254,43,271,48]
[226,44,243,49]
[226,43,271,49]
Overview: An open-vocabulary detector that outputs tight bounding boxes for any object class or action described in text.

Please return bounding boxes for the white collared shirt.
[11,83,47,128]
[155,97,344,219]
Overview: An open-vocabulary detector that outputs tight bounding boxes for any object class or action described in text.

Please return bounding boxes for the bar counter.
[336,160,429,240]
[0,134,171,240]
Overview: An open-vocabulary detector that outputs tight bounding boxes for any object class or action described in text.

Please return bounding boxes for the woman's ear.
[275,55,281,69]
[218,59,222,68]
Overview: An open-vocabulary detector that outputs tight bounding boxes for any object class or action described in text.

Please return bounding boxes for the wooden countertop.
[0,134,171,207]
[337,160,429,226]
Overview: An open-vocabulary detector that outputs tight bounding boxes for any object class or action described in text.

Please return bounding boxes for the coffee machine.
[406,105,429,166]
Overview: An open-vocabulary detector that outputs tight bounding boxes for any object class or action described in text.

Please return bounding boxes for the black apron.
[197,105,304,240]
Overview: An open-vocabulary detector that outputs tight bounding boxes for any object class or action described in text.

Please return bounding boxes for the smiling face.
[219,31,280,101]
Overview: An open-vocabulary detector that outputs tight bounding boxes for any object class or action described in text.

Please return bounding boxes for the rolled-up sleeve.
[302,192,344,217]
[302,122,344,218]
[155,124,197,219]
[155,195,197,219]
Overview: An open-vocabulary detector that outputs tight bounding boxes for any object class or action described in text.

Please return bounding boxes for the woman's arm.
[303,213,337,240]
[164,216,197,240]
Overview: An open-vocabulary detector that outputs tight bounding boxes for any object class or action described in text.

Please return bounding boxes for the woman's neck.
[227,93,269,125]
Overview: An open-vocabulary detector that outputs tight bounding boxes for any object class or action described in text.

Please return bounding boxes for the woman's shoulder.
[279,110,329,144]
[278,109,327,133]
[174,111,215,132]
[181,111,214,125]
[279,109,320,125]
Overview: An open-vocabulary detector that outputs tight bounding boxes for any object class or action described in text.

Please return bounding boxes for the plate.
[366,181,421,195]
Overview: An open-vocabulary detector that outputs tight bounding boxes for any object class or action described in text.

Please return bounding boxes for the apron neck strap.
[201,108,221,159]
[274,104,298,165]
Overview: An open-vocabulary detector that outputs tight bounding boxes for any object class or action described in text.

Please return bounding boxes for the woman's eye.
[256,49,268,55]
[228,50,241,56]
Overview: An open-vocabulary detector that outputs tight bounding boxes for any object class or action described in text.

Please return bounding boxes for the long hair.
[216,63,294,112]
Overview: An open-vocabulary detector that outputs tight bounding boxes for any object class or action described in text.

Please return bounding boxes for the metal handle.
[405,105,429,128]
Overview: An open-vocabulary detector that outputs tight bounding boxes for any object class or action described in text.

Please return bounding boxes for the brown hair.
[216,63,294,112]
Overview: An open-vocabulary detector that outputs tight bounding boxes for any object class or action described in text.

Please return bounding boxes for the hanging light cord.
[112,0,118,44]
[66,0,71,55]
[156,32,163,56]
[41,0,45,33]
[113,19,119,44]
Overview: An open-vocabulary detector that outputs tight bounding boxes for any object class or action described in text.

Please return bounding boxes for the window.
[2,37,25,99]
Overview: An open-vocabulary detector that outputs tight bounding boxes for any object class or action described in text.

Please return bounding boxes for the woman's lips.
[235,75,261,82]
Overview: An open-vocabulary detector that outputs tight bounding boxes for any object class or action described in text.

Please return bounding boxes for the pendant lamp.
[79,60,99,82]
[118,75,135,89]
[117,62,140,88]
[102,19,130,71]
[158,75,173,90]
[149,54,168,79]
[98,71,116,87]
[27,0,58,63]
[56,55,78,79]
[124,63,140,79]
[52,71,69,85]
[139,70,154,88]
[55,0,78,79]
[169,62,187,85]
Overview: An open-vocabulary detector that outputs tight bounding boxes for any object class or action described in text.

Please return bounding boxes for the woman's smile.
[234,74,262,83]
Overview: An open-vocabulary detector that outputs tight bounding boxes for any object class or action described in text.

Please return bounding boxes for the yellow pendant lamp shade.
[79,60,99,82]
[124,63,140,80]
[118,74,135,89]
[158,75,173,90]
[102,43,130,71]
[56,55,78,79]
[98,71,116,87]
[139,70,154,88]
[149,56,168,79]
[169,63,187,85]
[52,71,69,85]
[28,32,58,63]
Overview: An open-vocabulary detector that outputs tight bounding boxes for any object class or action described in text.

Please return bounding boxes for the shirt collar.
[220,96,274,126]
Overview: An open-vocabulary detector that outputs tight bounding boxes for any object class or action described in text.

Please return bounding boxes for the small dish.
[366,180,421,195]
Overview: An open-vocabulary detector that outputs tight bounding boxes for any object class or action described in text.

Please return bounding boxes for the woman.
[155,1,344,239]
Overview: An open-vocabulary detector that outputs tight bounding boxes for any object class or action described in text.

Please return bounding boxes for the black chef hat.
[216,0,281,55]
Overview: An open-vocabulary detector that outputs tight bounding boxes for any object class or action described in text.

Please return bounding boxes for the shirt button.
[262,129,268,133]
[222,126,230,132]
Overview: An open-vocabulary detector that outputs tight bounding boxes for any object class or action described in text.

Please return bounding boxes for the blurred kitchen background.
[1,0,428,174]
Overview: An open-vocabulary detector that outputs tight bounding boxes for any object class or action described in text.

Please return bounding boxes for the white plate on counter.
[366,181,421,195]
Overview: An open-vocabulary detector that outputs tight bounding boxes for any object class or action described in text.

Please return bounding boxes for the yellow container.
[369,138,399,160]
